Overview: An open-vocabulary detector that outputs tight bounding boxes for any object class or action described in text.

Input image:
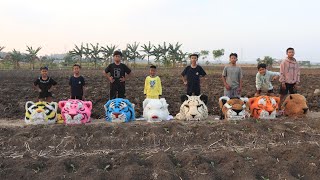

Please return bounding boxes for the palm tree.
[127,42,143,67]
[69,43,84,66]
[168,42,183,67]
[26,46,41,70]
[10,49,24,69]
[89,43,103,69]
[141,41,153,65]
[101,44,118,65]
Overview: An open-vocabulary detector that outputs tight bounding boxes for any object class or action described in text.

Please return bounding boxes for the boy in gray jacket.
[255,63,280,97]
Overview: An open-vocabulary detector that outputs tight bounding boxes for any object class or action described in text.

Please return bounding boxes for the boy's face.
[190,56,198,64]
[229,56,237,64]
[150,68,156,76]
[258,67,266,75]
[113,55,121,63]
[287,50,295,58]
[40,69,48,77]
[73,66,80,74]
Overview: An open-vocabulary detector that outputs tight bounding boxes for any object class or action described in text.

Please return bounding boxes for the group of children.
[33,47,301,110]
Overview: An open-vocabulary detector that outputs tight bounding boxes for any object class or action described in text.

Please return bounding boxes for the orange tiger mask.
[249,96,280,119]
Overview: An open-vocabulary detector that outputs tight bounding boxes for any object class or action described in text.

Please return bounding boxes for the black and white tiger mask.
[175,95,208,121]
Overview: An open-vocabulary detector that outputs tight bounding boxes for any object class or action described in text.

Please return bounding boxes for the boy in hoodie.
[279,47,300,102]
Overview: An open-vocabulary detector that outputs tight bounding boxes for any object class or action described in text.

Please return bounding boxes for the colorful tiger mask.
[175,95,208,121]
[219,96,250,120]
[282,94,308,116]
[249,96,280,119]
[59,99,92,125]
[143,98,170,122]
[104,98,135,123]
[25,101,58,125]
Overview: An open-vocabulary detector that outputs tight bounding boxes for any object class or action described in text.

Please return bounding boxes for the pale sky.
[1,0,320,62]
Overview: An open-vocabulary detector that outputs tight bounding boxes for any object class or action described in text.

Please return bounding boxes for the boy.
[181,53,206,96]
[255,63,280,96]
[104,50,132,99]
[279,47,300,102]
[33,66,57,102]
[144,65,162,99]
[69,64,85,100]
[222,53,243,98]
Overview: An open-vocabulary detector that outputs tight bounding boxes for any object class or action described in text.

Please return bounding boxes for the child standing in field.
[279,47,300,102]
[104,50,132,99]
[69,64,86,100]
[181,53,207,96]
[144,65,162,99]
[33,66,57,102]
[255,63,280,96]
[222,53,243,98]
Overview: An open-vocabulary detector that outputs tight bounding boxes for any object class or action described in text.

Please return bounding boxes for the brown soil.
[1,67,320,179]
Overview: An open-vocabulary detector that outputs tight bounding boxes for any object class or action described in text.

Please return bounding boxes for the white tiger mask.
[175,95,208,121]
[143,98,170,122]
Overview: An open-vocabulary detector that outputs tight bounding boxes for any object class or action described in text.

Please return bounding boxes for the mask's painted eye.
[197,104,203,108]
[184,105,189,108]
[45,109,49,114]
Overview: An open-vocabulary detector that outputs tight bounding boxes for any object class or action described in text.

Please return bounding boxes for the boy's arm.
[144,77,148,95]
[222,76,230,90]
[296,64,300,85]
[104,72,114,83]
[181,75,187,85]
[279,62,286,84]
[158,77,162,96]
[256,74,262,90]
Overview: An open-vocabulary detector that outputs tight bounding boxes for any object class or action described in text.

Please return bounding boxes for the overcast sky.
[1,0,320,62]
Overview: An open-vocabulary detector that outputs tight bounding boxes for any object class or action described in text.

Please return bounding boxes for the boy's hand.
[109,76,115,83]
[281,83,286,90]
[82,96,85,100]
[237,87,242,94]
[120,76,126,82]
[183,81,187,86]
[225,84,231,90]
[272,75,279,81]
[254,93,260,97]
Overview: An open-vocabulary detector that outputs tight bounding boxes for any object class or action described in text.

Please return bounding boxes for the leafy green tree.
[257,56,275,67]
[212,49,225,63]
[200,50,209,60]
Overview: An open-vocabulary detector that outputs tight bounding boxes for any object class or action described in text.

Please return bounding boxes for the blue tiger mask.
[104,98,135,123]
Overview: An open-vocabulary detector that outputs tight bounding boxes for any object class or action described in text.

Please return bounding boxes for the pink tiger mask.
[58,99,92,125]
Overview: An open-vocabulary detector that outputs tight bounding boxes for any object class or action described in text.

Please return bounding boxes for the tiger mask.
[59,99,92,125]
[104,98,135,123]
[249,96,280,119]
[219,96,249,120]
[25,101,58,125]
[282,94,308,116]
[175,95,208,121]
